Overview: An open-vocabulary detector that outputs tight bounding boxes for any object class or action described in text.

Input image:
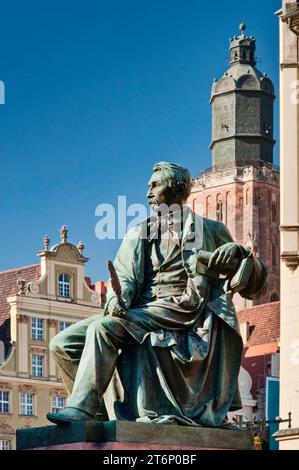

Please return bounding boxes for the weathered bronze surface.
[48,162,267,428]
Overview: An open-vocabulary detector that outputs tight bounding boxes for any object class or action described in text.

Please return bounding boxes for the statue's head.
[147,162,192,212]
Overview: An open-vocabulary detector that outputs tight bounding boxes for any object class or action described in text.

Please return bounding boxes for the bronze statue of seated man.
[47,162,267,427]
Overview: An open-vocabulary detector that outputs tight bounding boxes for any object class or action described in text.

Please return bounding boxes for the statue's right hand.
[106,297,127,319]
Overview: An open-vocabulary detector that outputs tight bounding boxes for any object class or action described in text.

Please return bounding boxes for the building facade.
[275,1,299,450]
[188,25,280,310]
[0,226,103,449]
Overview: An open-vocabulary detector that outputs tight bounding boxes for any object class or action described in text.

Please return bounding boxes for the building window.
[20,393,34,416]
[206,196,212,218]
[59,321,72,332]
[0,440,10,450]
[32,355,44,377]
[0,391,9,413]
[58,273,71,298]
[270,293,279,302]
[32,318,44,341]
[216,201,223,222]
[51,395,66,413]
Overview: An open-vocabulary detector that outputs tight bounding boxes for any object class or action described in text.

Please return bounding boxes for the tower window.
[216,201,223,222]
[206,196,212,218]
[192,198,200,214]
[58,274,71,298]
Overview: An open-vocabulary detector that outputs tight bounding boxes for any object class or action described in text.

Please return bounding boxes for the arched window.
[225,192,231,225]
[206,196,212,218]
[270,293,279,302]
[192,198,199,214]
[58,274,71,298]
[216,195,223,222]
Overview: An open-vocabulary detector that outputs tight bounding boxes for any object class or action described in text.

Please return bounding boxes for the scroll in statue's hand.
[208,242,244,274]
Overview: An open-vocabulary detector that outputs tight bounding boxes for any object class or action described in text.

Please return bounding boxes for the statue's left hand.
[208,242,243,273]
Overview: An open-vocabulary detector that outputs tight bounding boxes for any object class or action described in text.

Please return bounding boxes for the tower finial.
[239,23,246,36]
[60,225,68,243]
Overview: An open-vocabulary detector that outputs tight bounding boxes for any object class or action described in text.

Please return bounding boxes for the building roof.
[0,264,40,350]
[238,301,280,346]
[237,302,280,399]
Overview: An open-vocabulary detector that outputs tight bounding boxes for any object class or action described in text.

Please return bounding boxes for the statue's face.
[147,171,177,212]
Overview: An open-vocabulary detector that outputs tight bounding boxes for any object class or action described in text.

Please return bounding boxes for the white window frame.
[51,395,66,413]
[59,321,72,332]
[58,273,71,298]
[0,390,10,414]
[0,440,10,450]
[32,354,44,377]
[20,393,34,416]
[31,318,44,341]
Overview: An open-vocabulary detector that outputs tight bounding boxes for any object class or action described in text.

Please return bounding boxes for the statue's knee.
[86,316,115,336]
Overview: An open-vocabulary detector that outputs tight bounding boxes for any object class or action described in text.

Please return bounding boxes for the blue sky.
[0,0,281,281]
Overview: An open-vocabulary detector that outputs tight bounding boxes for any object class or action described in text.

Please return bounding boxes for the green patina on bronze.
[48,162,267,428]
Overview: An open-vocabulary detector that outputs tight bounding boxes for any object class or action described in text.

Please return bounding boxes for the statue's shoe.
[47,407,95,425]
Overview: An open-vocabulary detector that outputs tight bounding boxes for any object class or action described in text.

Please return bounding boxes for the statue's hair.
[153,161,192,202]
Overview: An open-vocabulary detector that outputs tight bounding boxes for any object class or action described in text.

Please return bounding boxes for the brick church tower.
[189,24,280,310]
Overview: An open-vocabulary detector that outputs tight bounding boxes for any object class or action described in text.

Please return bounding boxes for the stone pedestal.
[17,420,254,450]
